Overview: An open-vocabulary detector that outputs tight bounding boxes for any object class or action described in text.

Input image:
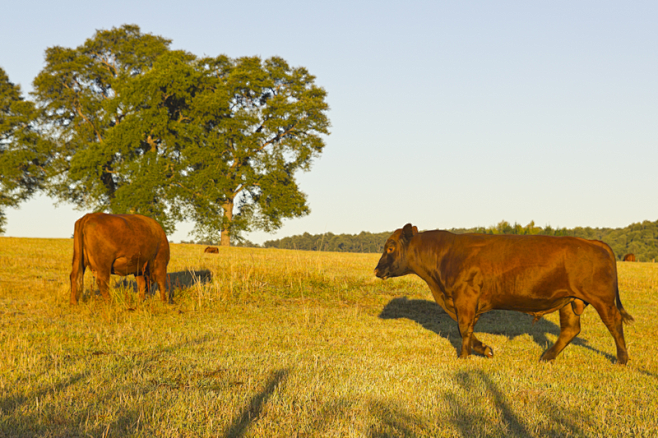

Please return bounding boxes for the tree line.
[260,220,658,262]
[0,25,330,245]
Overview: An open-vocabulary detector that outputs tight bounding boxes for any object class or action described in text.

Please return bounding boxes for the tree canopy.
[24,24,330,244]
[0,67,50,233]
[178,54,330,245]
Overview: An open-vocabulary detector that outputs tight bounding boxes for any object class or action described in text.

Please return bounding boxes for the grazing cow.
[70,213,170,304]
[623,253,636,262]
[374,224,633,364]
[204,246,219,254]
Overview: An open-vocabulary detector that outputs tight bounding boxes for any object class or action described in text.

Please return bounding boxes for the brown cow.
[204,246,219,254]
[374,224,633,364]
[70,213,170,304]
[623,253,636,262]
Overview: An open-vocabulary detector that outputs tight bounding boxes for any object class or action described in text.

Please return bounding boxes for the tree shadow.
[0,333,216,437]
[445,369,586,437]
[379,296,616,363]
[632,366,658,380]
[303,371,587,437]
[0,371,90,417]
[222,369,289,438]
[366,399,426,437]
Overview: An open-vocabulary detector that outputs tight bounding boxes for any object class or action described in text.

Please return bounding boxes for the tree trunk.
[220,200,233,247]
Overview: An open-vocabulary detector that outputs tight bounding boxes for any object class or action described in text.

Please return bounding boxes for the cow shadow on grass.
[114,269,213,296]
[379,297,616,363]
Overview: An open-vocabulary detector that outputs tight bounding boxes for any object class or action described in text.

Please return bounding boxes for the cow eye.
[387,245,395,253]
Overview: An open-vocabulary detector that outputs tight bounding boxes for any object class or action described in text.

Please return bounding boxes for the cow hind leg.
[69,265,85,305]
[153,271,169,303]
[158,277,169,303]
[591,302,629,365]
[540,304,581,362]
[96,271,112,302]
[151,257,170,303]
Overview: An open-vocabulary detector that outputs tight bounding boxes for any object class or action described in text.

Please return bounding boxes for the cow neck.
[406,232,456,317]
[408,232,451,290]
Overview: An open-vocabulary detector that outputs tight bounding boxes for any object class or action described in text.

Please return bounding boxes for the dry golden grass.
[1,237,657,437]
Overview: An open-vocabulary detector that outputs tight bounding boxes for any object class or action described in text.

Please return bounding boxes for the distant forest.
[260,220,658,262]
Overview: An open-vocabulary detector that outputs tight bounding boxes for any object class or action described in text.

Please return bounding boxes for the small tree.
[182,55,330,246]
[524,220,542,235]
[0,67,50,233]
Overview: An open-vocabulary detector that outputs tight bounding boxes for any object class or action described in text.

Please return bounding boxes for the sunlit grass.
[1,237,657,437]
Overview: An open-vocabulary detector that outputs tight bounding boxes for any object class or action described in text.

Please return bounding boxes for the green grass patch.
[1,237,657,437]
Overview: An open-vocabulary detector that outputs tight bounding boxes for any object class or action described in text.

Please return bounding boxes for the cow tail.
[615,285,634,324]
[71,217,86,302]
[609,246,634,325]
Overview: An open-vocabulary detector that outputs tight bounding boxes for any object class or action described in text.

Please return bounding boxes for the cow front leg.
[457,315,476,358]
[472,336,494,358]
[468,315,493,358]
[454,300,478,359]
[540,303,581,362]
[135,275,150,301]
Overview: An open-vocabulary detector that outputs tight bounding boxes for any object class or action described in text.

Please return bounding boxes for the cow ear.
[401,223,416,243]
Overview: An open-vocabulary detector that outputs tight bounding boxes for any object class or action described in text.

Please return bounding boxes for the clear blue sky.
[2,1,657,243]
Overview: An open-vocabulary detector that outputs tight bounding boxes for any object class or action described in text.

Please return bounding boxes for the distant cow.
[623,253,636,262]
[70,213,170,304]
[204,246,219,254]
[375,224,633,364]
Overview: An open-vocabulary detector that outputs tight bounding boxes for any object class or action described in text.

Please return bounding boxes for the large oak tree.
[32,25,176,230]
[0,67,50,233]
[31,25,330,244]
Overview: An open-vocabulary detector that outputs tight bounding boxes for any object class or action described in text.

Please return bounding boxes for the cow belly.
[111,257,148,276]
[493,296,574,316]
[485,267,575,314]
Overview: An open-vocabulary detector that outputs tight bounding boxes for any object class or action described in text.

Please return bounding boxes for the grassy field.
[1,237,657,437]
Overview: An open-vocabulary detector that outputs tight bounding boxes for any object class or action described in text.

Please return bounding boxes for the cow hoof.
[484,346,494,358]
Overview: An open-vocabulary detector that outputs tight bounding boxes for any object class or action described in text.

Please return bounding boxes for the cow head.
[374,223,418,279]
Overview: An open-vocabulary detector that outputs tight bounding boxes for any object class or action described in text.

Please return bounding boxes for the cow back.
[81,213,169,276]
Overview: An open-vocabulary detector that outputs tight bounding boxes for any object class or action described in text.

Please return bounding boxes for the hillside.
[1,237,657,436]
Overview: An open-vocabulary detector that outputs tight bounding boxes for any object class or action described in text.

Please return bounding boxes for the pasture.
[1,237,657,437]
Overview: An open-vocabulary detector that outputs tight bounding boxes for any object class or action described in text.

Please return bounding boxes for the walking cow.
[70,213,170,304]
[374,224,634,364]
